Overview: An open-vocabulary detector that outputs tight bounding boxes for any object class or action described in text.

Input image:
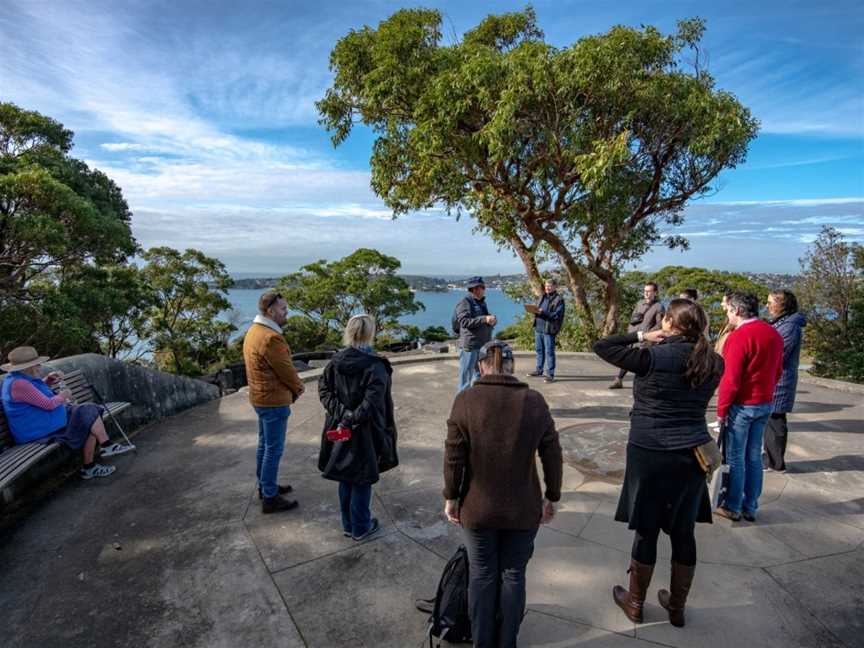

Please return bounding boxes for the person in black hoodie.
[593,299,724,628]
[318,314,398,541]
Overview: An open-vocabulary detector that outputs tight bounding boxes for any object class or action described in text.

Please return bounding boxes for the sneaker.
[715,507,741,522]
[352,518,380,541]
[262,494,299,514]
[258,484,293,500]
[544,376,555,383]
[742,511,757,522]
[80,463,116,480]
[99,442,135,457]
[608,378,623,389]
[342,530,352,538]
[526,371,543,378]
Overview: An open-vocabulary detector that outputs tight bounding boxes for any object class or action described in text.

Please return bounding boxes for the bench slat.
[0,443,57,484]
[105,402,130,416]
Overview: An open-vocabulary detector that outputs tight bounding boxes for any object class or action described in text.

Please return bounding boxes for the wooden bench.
[0,407,62,502]
[0,369,133,508]
[52,369,134,447]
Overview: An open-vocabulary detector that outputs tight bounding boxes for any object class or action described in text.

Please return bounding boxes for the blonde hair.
[343,314,376,348]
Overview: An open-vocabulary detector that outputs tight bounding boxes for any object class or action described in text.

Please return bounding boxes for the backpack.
[426,545,472,646]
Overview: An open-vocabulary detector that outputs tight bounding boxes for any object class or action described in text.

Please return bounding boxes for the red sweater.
[717,319,784,418]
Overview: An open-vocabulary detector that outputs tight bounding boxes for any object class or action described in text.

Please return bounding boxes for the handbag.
[708,422,730,509]
[693,439,722,475]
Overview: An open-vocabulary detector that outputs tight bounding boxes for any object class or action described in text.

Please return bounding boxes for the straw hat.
[1,346,50,373]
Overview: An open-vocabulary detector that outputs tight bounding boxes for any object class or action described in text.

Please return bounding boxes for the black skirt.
[614,443,712,532]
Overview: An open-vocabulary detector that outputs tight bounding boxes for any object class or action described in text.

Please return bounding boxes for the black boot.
[262,494,298,514]
[613,559,654,623]
[658,561,696,627]
[258,484,293,499]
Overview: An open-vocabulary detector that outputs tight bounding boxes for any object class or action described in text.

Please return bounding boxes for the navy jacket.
[533,292,565,336]
[771,312,807,413]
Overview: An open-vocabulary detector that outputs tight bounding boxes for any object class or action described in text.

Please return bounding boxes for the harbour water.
[226,288,525,334]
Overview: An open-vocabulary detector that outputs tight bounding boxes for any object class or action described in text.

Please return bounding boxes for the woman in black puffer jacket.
[318,314,398,541]
[593,299,724,628]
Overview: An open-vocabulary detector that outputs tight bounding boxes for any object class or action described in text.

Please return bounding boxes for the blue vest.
[1,373,67,444]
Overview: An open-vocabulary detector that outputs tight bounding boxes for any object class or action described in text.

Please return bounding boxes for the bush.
[499,311,593,352]
[421,325,450,342]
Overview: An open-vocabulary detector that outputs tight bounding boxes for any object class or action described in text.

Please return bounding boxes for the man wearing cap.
[1,346,133,479]
[453,277,497,392]
[243,291,305,514]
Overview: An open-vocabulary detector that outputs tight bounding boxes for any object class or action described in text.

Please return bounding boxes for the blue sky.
[2,0,862,275]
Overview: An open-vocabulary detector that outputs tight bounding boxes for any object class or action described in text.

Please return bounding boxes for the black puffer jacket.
[318,348,398,484]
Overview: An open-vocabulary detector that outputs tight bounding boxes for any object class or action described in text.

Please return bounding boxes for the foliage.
[318,10,758,338]
[421,325,450,342]
[0,102,136,297]
[277,248,424,342]
[798,227,864,383]
[140,247,236,376]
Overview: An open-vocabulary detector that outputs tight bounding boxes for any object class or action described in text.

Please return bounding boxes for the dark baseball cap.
[478,340,513,361]
[466,276,485,289]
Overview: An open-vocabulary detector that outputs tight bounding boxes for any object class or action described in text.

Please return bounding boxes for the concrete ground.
[1,353,862,648]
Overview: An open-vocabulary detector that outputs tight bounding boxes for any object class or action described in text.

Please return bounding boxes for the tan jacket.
[243,321,303,407]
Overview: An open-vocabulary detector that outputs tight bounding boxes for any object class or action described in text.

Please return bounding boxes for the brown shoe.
[262,494,299,514]
[613,559,654,623]
[715,507,741,522]
[658,561,696,627]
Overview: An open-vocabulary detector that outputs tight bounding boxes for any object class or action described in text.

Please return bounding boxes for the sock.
[83,462,95,470]
[100,440,112,448]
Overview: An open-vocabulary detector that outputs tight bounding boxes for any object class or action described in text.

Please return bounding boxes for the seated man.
[1,347,133,479]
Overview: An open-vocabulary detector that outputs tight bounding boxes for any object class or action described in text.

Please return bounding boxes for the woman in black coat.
[318,314,398,541]
[593,299,724,628]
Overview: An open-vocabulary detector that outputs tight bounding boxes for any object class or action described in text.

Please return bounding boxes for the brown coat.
[243,322,303,407]
[444,374,562,530]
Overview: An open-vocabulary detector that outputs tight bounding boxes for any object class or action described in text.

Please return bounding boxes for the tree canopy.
[318,8,758,337]
[277,248,423,344]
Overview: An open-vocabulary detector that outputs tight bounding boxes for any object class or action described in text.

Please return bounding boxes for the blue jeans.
[534,330,556,377]
[458,348,481,393]
[254,405,290,498]
[463,527,539,648]
[724,402,772,514]
[338,481,373,537]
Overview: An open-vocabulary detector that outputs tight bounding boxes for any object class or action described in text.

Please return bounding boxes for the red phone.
[326,425,352,442]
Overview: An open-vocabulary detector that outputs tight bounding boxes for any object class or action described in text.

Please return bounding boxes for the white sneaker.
[100,442,135,457]
[80,463,116,479]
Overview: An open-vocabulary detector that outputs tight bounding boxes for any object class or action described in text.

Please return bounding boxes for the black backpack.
[425,545,472,646]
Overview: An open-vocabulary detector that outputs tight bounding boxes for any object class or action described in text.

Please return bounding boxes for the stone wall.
[44,354,220,431]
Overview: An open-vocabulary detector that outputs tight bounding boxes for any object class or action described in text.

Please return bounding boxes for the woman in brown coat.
[443,340,562,648]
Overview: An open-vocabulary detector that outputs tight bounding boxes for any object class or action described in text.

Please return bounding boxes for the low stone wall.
[44,354,220,431]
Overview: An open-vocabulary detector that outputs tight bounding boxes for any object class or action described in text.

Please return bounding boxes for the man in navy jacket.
[526,279,566,383]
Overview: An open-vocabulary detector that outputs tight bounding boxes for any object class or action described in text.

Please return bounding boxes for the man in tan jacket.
[243,291,305,513]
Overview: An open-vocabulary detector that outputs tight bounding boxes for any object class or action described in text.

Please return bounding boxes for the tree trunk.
[508,235,543,297]
[601,273,620,336]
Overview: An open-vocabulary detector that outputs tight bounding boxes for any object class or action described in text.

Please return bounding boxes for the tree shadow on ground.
[792,419,863,434]
[792,401,855,414]
[551,406,630,420]
[787,455,864,474]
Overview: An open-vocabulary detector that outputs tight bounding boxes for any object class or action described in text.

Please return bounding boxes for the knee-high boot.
[658,561,696,627]
[612,559,654,623]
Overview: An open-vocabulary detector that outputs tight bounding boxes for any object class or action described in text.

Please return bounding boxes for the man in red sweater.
[716,292,783,522]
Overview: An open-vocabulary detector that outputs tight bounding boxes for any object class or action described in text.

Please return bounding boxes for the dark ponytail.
[666,299,724,388]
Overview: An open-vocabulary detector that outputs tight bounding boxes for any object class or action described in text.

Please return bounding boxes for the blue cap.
[466,276,485,289]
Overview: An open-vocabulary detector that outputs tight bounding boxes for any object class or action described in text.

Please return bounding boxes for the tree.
[277,248,424,343]
[140,247,236,376]
[798,227,864,383]
[318,9,758,338]
[0,102,136,296]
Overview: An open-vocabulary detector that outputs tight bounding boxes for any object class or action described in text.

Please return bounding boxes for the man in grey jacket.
[454,276,497,392]
[609,282,665,389]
